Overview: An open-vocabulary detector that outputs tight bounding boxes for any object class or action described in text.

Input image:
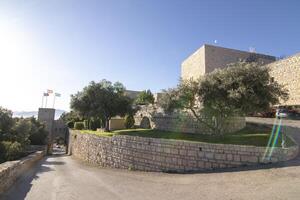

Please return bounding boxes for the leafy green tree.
[70,79,133,131]
[135,90,155,105]
[124,114,135,129]
[0,107,14,140]
[27,117,48,145]
[11,119,31,145]
[59,111,80,123]
[160,61,289,134]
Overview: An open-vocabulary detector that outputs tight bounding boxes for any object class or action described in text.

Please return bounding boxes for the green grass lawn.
[80,125,294,147]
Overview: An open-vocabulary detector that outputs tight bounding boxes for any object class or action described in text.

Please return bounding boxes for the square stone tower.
[181,44,276,80]
[38,108,55,153]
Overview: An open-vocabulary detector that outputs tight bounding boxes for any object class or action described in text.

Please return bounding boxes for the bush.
[29,130,48,145]
[83,120,89,130]
[135,90,155,105]
[74,122,84,130]
[89,118,100,131]
[67,121,74,128]
[124,115,135,129]
[0,141,23,162]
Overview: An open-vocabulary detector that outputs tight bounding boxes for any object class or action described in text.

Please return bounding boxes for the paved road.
[1,118,300,200]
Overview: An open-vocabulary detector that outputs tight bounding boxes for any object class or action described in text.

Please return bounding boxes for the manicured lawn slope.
[80,125,294,147]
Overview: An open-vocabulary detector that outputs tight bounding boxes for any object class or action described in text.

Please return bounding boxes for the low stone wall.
[135,115,246,134]
[0,151,45,194]
[134,105,246,134]
[70,130,298,172]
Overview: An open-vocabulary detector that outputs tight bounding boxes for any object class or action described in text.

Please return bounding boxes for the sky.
[0,0,299,112]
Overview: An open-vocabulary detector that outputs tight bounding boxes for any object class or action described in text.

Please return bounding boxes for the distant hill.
[13,109,66,120]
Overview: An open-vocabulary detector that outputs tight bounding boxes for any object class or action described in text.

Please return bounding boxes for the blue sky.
[0,0,299,111]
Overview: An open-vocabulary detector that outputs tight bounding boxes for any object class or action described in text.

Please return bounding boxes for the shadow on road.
[0,151,68,200]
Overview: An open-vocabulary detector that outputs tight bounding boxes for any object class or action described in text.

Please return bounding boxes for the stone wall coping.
[0,150,45,194]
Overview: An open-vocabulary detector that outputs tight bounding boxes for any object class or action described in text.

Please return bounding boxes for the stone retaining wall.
[70,130,298,172]
[0,151,45,194]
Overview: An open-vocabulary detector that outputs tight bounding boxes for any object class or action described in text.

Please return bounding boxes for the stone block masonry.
[134,105,246,134]
[0,151,45,194]
[70,130,298,172]
[266,53,300,106]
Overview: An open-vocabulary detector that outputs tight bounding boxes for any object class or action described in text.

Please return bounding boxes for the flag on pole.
[43,92,49,96]
[55,93,61,97]
[47,89,53,94]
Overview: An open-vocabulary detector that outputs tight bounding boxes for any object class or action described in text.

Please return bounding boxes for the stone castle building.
[265,53,300,106]
[181,44,300,106]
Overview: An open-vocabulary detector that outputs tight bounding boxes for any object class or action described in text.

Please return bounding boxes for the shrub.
[6,141,23,160]
[0,141,23,162]
[124,115,135,129]
[83,120,89,130]
[74,122,84,130]
[29,129,48,145]
[67,121,74,128]
[135,90,155,105]
[89,118,100,131]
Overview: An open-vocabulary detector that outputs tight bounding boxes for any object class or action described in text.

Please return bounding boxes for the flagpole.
[41,94,44,108]
[45,96,48,108]
[53,95,56,108]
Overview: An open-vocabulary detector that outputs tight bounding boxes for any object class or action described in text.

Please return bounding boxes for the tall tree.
[135,89,155,105]
[159,61,289,134]
[0,107,14,140]
[70,79,133,131]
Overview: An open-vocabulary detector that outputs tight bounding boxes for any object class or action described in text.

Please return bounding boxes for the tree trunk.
[104,118,110,132]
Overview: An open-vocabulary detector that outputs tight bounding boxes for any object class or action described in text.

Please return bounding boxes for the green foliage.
[0,141,23,162]
[67,121,75,128]
[0,107,14,139]
[59,111,80,124]
[89,118,101,131]
[28,117,48,145]
[124,115,135,129]
[0,107,48,163]
[11,119,31,145]
[74,122,85,130]
[159,61,289,134]
[199,61,289,116]
[70,79,134,131]
[135,90,155,105]
[83,120,89,130]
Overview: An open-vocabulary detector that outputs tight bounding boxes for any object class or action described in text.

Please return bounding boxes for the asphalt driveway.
[1,117,300,200]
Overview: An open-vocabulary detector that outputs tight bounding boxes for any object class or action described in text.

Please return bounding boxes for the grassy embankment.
[79,124,294,147]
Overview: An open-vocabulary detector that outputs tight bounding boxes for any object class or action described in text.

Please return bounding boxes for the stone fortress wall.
[0,151,45,193]
[266,53,300,106]
[181,44,299,107]
[70,130,298,172]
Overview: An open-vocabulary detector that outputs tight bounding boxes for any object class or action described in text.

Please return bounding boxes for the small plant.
[124,115,135,129]
[89,118,101,131]
[74,122,85,130]
[0,141,23,162]
[67,121,74,128]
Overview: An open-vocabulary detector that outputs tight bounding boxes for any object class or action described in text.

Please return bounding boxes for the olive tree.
[70,79,133,131]
[159,61,289,134]
[135,90,155,105]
